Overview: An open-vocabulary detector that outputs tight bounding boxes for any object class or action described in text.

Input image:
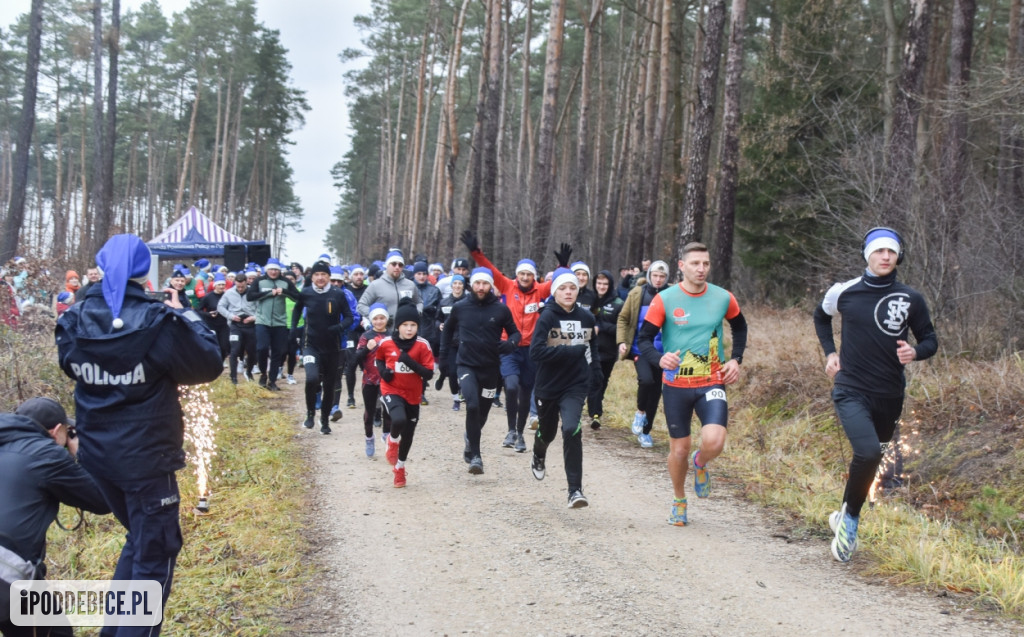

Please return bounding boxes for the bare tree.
[531,0,567,257]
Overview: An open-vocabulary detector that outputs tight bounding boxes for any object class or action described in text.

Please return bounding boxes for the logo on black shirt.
[874,292,911,336]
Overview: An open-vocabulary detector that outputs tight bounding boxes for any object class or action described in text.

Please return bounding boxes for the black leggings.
[458,365,499,455]
[533,392,586,493]
[832,385,904,517]
[362,383,381,438]
[303,346,339,424]
[635,358,663,434]
[381,394,420,463]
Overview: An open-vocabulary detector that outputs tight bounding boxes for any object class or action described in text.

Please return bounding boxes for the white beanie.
[551,267,579,292]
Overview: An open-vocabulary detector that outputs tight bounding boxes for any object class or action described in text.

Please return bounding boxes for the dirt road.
[281,387,1013,636]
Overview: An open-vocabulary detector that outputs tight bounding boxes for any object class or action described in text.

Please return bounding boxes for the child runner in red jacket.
[355,302,391,457]
[374,298,434,487]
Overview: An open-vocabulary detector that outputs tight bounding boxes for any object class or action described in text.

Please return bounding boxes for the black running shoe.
[320,424,331,435]
[531,453,546,481]
[347,397,356,408]
[468,456,484,474]
[302,413,315,429]
[568,490,589,509]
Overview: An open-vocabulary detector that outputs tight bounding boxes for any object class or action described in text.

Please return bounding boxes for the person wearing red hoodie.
[459,230,572,453]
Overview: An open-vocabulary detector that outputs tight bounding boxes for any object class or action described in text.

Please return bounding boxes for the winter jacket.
[55,283,223,481]
[291,284,354,351]
[414,280,442,343]
[0,414,110,565]
[356,274,422,325]
[356,329,389,385]
[217,286,257,322]
[530,302,601,399]
[616,279,665,359]
[246,274,300,327]
[439,292,520,369]
[592,270,624,362]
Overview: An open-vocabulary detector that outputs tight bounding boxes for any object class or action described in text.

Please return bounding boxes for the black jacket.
[415,280,442,343]
[55,283,224,481]
[291,284,354,351]
[439,292,520,369]
[530,301,601,399]
[592,270,624,362]
[0,414,110,565]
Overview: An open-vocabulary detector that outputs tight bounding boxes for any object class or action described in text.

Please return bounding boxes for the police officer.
[1,398,111,637]
[55,234,223,637]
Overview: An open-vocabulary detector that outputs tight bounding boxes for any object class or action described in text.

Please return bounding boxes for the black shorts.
[662,384,728,439]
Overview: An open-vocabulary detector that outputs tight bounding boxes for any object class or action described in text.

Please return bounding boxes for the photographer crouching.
[1,398,111,637]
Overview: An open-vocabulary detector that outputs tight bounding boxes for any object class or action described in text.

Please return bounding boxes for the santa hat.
[470,267,494,286]
[551,267,579,292]
[515,259,538,277]
[96,234,153,330]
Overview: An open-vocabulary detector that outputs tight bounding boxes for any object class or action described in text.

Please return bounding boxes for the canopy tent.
[147,206,266,258]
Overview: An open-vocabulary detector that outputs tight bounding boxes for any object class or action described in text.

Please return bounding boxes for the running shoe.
[514,433,527,453]
[347,397,356,408]
[381,431,388,445]
[302,413,315,429]
[502,430,517,448]
[452,401,461,412]
[567,490,589,509]
[527,414,539,430]
[829,503,859,562]
[230,377,238,385]
[631,412,646,435]
[692,450,711,498]
[492,395,503,409]
[385,436,399,466]
[319,424,331,435]
[365,436,375,457]
[330,406,343,422]
[590,415,601,430]
[669,498,688,526]
[258,375,268,388]
[531,453,546,480]
[421,396,429,406]
[638,433,653,448]
[286,374,297,385]
[393,466,406,488]
[468,455,484,474]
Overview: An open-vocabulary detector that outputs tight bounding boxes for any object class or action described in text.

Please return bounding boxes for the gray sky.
[1,0,373,264]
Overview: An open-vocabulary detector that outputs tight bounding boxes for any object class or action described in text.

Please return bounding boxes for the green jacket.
[246,275,300,327]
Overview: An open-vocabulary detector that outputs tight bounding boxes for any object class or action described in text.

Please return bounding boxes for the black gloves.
[380,368,395,383]
[398,351,416,368]
[553,243,573,268]
[460,229,480,253]
[498,340,517,355]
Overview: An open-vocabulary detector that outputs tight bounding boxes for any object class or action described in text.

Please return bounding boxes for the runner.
[343,264,369,408]
[247,257,300,391]
[437,274,467,410]
[587,270,623,429]
[375,299,435,487]
[355,303,391,457]
[218,269,258,384]
[637,243,748,526]
[529,268,602,508]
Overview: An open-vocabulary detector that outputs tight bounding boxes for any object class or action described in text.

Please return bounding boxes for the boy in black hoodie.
[529,268,602,508]
[587,270,623,429]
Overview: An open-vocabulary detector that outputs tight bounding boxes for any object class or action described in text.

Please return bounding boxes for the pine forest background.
[3,0,1024,356]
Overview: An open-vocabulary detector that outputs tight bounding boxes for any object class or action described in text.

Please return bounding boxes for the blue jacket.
[55,283,223,481]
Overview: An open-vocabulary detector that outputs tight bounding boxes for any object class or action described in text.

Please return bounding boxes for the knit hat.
[385,250,404,266]
[244,268,259,278]
[470,267,494,286]
[310,261,331,276]
[265,258,283,271]
[218,265,229,273]
[95,234,153,330]
[570,261,590,278]
[213,273,226,284]
[329,265,345,281]
[452,258,470,270]
[394,298,419,327]
[350,263,366,275]
[648,260,670,279]
[551,267,579,291]
[317,253,332,265]
[515,259,538,277]
[413,261,429,274]
[429,263,443,274]
[368,303,389,321]
[171,267,188,279]
[451,274,465,284]
[193,258,211,271]
[863,228,901,262]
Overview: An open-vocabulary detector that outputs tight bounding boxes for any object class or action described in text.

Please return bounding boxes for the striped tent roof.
[149,206,250,244]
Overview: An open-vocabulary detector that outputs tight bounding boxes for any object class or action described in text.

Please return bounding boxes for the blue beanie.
[413,261,429,274]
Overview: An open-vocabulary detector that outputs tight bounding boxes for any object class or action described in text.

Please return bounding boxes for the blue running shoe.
[638,433,653,448]
[630,412,646,435]
[692,450,711,498]
[365,436,375,457]
[669,498,688,526]
[830,503,859,562]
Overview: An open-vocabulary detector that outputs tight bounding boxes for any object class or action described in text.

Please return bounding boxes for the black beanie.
[394,297,419,327]
[310,261,330,275]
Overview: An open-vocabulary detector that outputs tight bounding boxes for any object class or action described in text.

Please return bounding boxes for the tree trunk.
[882,0,899,146]
[0,0,44,264]
[102,0,120,239]
[90,0,107,257]
[516,0,534,192]
[641,0,673,260]
[711,0,749,288]
[531,0,568,257]
[677,0,726,253]
[576,0,604,258]
[480,0,504,257]
[174,78,203,217]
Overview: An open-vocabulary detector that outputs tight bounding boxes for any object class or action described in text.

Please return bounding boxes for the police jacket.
[439,292,520,369]
[55,283,224,481]
[0,414,110,566]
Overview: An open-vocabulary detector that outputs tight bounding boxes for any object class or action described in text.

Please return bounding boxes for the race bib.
[482,387,496,399]
[524,303,539,314]
[229,334,239,342]
[346,340,355,349]
[303,355,317,365]
[442,306,452,315]
[395,361,413,374]
[705,388,727,402]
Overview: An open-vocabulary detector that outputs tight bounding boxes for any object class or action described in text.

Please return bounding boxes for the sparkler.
[869,413,921,504]
[181,384,218,513]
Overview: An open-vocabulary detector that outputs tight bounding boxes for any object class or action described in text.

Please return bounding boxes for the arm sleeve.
[470,250,515,295]
[217,293,236,321]
[813,303,838,357]
[290,293,305,330]
[727,311,748,363]
[503,308,521,346]
[42,450,113,514]
[637,294,664,366]
[355,334,371,366]
[356,285,374,319]
[337,292,354,333]
[909,293,938,361]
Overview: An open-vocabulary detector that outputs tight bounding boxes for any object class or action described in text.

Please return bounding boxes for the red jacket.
[374,336,435,405]
[470,250,552,347]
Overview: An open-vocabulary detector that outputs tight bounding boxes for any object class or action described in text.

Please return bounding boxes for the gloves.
[498,340,517,355]
[553,243,573,267]
[380,368,395,383]
[398,351,415,367]
[460,229,480,253]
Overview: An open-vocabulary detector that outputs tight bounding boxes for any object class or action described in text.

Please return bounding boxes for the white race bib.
[395,361,413,374]
[482,387,496,399]
[303,355,317,365]
[705,388,727,402]
[524,303,539,314]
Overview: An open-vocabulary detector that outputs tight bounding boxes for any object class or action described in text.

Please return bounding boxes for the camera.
[66,423,77,439]
[146,290,172,301]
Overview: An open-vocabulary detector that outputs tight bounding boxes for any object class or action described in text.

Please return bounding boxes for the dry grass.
[601,306,1024,619]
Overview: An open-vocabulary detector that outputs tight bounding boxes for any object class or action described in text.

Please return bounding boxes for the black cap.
[394,297,420,327]
[453,258,470,269]
[310,261,331,275]
[15,397,74,431]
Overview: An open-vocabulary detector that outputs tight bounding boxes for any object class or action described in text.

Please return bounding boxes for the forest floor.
[274,379,1020,636]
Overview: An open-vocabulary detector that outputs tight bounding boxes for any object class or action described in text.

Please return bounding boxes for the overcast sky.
[1,0,374,264]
